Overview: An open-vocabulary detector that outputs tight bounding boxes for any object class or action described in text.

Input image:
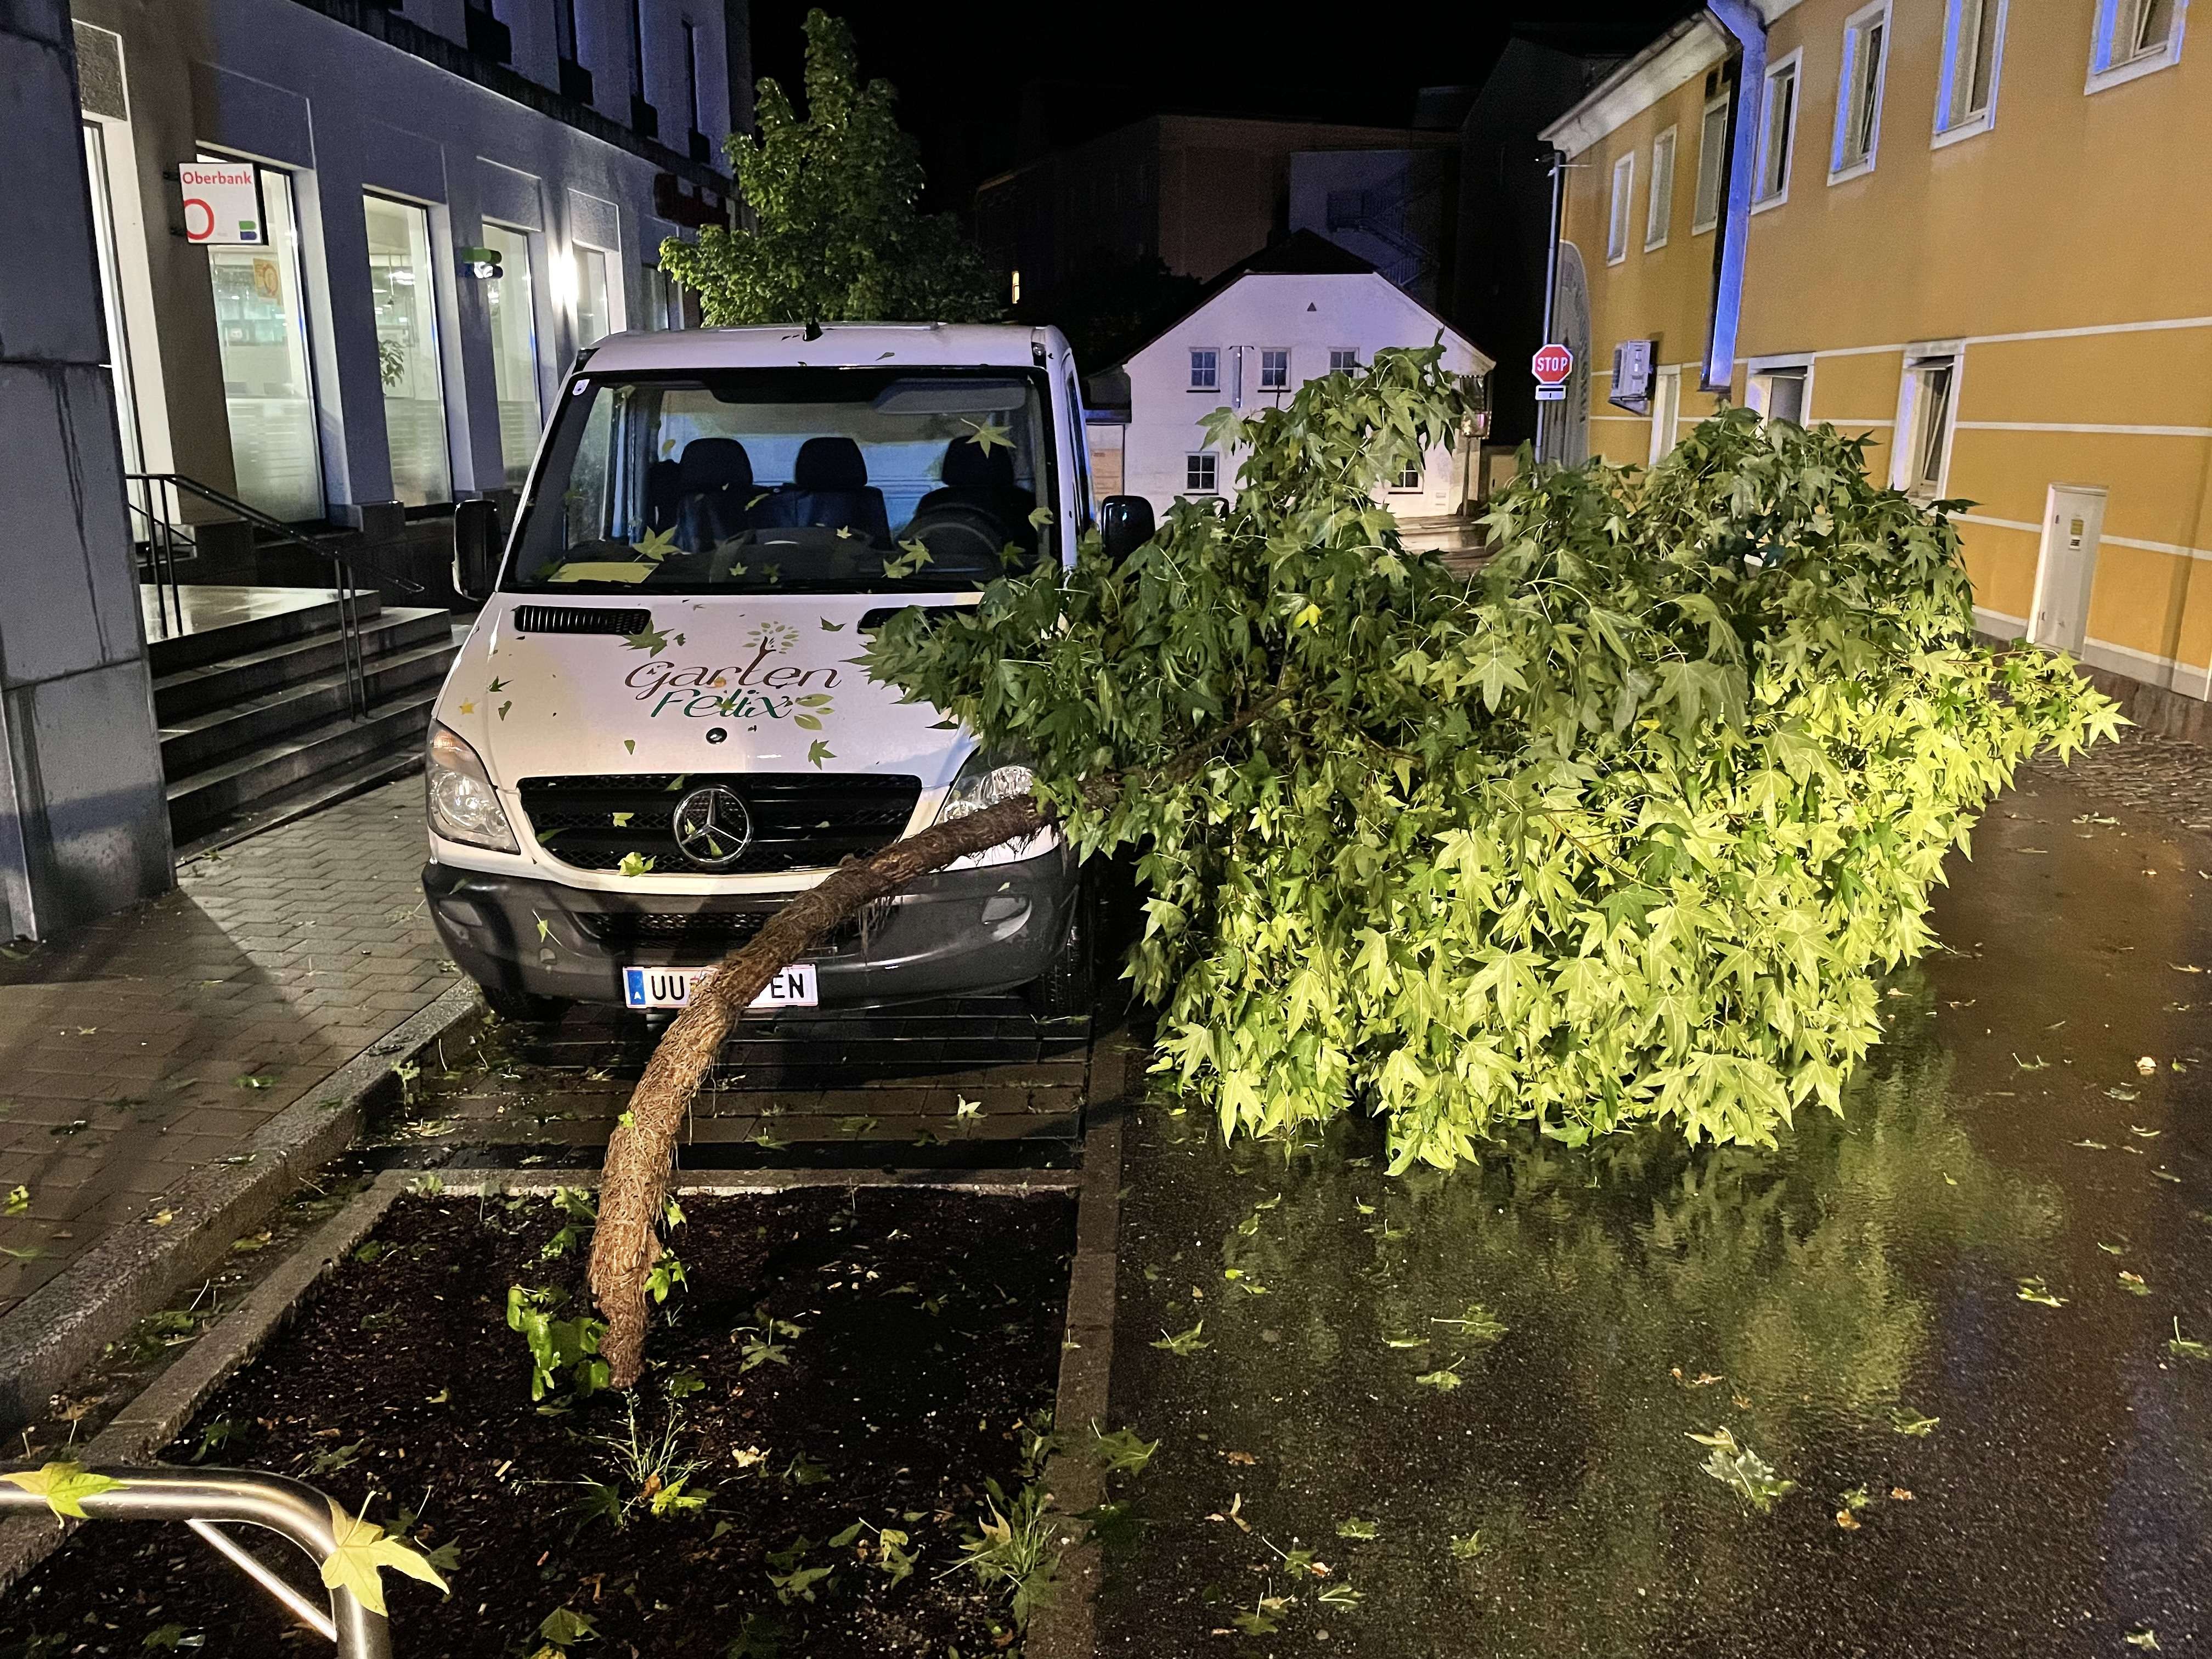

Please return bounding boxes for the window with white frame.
[1390,462,1421,492]
[1189,348,1218,391]
[1896,354,1957,499]
[1646,126,1677,249]
[1692,93,1730,234]
[1750,363,1810,426]
[1936,0,2006,138]
[1832,3,1890,179]
[1329,348,1358,373]
[1606,151,1635,262]
[1186,452,1218,493]
[1755,52,1801,206]
[1259,348,1290,391]
[2090,0,2186,88]
[1648,365,1683,464]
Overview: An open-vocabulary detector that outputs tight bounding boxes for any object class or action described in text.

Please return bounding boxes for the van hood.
[436,593,974,789]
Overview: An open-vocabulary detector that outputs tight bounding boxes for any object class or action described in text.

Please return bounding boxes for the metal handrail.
[125,473,424,720]
[0,1465,391,1658]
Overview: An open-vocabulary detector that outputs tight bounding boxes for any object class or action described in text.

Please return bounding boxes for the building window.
[1749,362,1810,426]
[482,223,539,488]
[2089,0,2186,89]
[1390,462,1421,493]
[1832,3,1890,180]
[204,159,322,521]
[681,18,702,131]
[364,193,450,506]
[1606,151,1635,263]
[1645,126,1677,250]
[1754,51,1801,208]
[1936,0,2006,139]
[1010,268,1022,305]
[1259,348,1290,391]
[1648,365,1683,464]
[1692,94,1730,234]
[1896,354,1958,499]
[574,242,617,349]
[1186,452,1218,493]
[1189,348,1218,391]
[554,0,579,60]
[1329,348,1358,373]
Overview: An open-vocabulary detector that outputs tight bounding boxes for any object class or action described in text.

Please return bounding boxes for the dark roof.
[1109,232,1378,370]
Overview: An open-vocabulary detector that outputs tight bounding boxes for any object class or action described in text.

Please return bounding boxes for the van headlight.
[426,722,518,852]
[933,749,1036,826]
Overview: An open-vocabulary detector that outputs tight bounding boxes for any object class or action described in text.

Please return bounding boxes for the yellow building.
[1543,0,2212,731]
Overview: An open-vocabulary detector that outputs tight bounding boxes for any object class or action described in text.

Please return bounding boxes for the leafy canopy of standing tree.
[658,9,1000,326]
[865,353,2120,1171]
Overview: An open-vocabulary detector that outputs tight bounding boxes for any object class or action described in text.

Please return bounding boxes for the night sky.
[748,1,1699,213]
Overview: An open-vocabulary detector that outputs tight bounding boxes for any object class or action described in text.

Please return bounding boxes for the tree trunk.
[588,793,1047,1386]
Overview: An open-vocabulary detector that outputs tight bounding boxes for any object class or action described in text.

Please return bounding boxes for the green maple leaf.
[820,617,845,631]
[617,853,656,877]
[1,1461,122,1522]
[1027,506,1054,529]
[1888,1409,1939,1436]
[1151,1319,1207,1356]
[631,526,679,561]
[963,416,1013,455]
[807,740,835,769]
[319,1501,449,1617]
[622,625,670,656]
[1414,1366,1463,1392]
[487,678,507,693]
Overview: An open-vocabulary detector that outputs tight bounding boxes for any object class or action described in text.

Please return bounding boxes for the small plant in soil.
[566,1399,710,1528]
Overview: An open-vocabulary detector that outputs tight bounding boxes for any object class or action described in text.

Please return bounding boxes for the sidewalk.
[0,780,450,1318]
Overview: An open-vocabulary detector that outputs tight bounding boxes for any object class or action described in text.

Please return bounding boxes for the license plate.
[622,963,817,1012]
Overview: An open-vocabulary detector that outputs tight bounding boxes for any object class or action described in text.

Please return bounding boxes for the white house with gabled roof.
[1099,230,1492,524]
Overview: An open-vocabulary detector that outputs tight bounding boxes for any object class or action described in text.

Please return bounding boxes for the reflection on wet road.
[1096,770,2211,1657]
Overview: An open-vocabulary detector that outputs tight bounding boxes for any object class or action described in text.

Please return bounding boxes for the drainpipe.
[1701,0,1767,396]
[1536,146,1566,465]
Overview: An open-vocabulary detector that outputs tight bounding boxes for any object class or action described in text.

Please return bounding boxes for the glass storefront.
[364,193,450,506]
[575,243,613,351]
[483,223,539,487]
[206,161,321,520]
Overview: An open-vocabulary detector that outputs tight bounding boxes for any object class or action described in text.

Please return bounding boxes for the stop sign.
[1532,343,1575,386]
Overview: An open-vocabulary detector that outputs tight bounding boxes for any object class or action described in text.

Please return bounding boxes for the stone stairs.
[148,590,459,850]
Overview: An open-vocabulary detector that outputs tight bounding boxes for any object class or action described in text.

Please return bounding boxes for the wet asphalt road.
[1093,765,2212,1659]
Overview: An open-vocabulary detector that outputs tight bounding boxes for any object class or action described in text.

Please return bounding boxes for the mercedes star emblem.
[670,785,753,870]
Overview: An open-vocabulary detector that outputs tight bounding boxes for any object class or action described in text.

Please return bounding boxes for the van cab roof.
[577,322,1067,374]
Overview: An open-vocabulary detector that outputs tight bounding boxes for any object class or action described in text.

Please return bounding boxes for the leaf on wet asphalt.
[1432,1305,1508,1342]
[1888,1409,1939,1437]
[2073,1139,2110,1150]
[2136,1056,2158,1075]
[1413,1365,1463,1392]
[2099,1241,2127,1255]
[2107,1086,2140,1101]
[1152,1320,1207,1356]
[1383,1336,1427,1349]
[2129,1125,2161,1138]
[1089,1425,1159,1476]
[2170,1320,2210,1362]
[1689,1427,1796,1513]
[1835,1509,1861,1530]
[2017,1277,2068,1307]
[2118,1273,2149,1296]
[2012,1054,2049,1070]
[1448,1531,1483,1559]
[1335,1517,1379,1541]
[1839,1486,1872,1511]
[2124,1629,2160,1651]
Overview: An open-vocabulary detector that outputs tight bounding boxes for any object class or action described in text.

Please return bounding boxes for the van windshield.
[503,367,1058,594]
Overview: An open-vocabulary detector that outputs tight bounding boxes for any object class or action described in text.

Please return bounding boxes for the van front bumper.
[422,846,1079,1010]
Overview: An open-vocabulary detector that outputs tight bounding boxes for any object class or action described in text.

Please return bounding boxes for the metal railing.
[0,1465,391,1657]
[125,473,425,720]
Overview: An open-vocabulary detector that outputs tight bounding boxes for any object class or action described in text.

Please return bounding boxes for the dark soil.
[0,1187,1074,1658]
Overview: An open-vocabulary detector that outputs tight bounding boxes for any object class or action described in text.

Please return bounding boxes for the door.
[81,122,143,477]
[2030,485,2106,652]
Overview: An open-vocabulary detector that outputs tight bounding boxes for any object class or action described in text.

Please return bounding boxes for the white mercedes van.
[421,323,1152,1022]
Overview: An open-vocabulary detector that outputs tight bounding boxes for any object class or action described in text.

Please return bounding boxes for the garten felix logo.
[622,617,839,732]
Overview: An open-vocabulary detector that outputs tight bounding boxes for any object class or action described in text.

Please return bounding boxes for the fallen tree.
[588,349,2119,1385]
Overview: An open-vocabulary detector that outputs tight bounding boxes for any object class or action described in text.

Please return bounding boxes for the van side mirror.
[453,497,501,601]
[1099,495,1155,563]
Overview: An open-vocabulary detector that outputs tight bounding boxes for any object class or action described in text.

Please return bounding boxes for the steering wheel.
[898,504,1022,574]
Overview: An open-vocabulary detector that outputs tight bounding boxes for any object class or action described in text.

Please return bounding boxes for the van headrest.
[794,435,868,491]
[677,437,753,493]
[941,435,1017,491]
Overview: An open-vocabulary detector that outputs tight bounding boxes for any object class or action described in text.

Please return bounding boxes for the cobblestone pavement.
[0,781,450,1317]
[2023,728,2212,832]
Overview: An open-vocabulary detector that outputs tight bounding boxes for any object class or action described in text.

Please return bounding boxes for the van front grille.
[511,606,654,636]
[517,772,922,874]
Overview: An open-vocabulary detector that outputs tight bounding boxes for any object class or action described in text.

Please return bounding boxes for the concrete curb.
[0,981,482,1428]
[1028,1022,1137,1659]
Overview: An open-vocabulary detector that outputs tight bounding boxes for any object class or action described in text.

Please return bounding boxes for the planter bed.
[0,1184,1075,1657]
